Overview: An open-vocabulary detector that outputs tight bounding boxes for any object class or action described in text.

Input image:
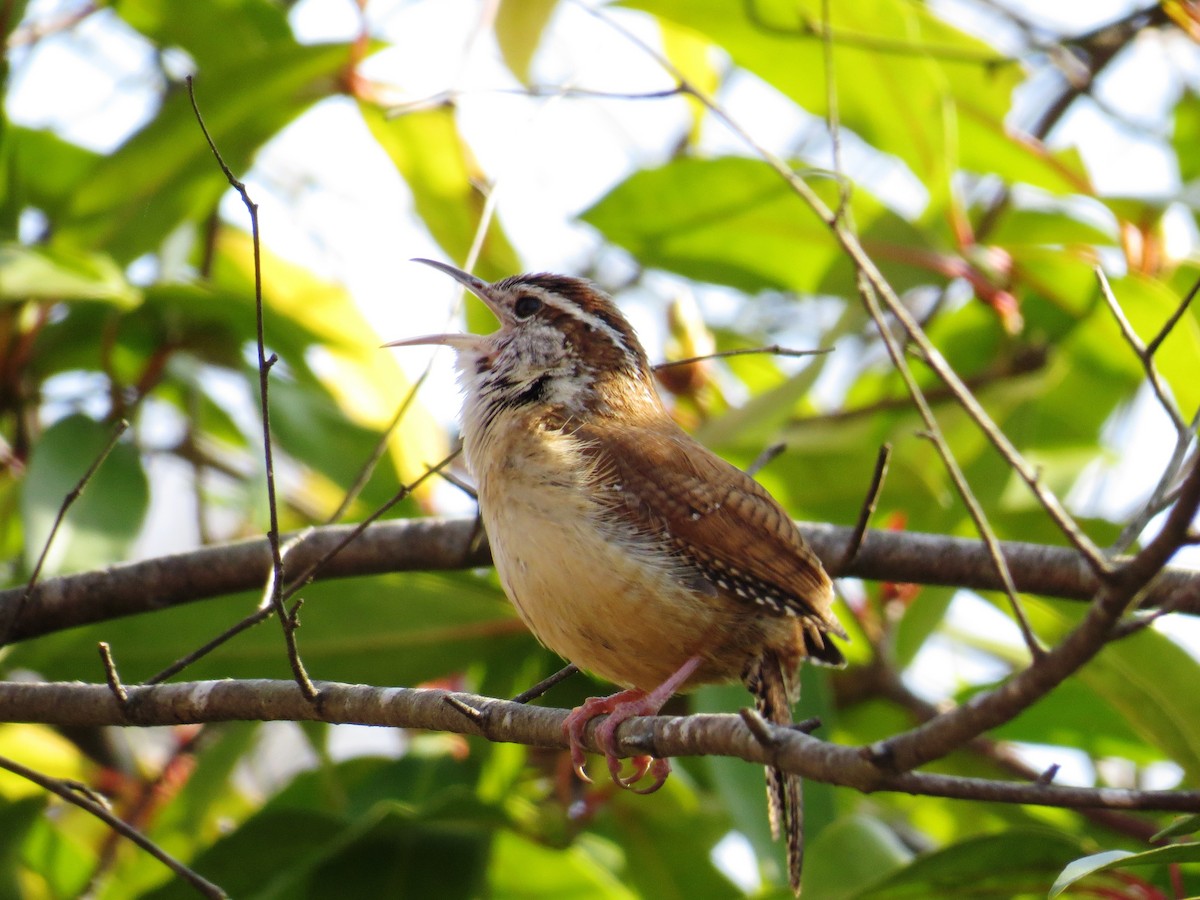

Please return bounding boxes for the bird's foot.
[562,688,671,793]
[561,655,704,794]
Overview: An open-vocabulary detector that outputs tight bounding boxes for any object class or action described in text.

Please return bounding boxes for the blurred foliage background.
[2,0,1200,897]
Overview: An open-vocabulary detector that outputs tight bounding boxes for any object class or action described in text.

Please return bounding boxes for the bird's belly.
[481,486,740,691]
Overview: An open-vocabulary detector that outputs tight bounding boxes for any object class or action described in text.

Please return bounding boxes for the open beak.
[383,258,501,351]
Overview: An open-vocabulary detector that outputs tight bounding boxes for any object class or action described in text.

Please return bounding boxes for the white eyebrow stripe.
[533,287,636,358]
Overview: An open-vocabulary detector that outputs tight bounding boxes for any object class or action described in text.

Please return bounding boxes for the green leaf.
[0,243,139,307]
[145,756,502,899]
[490,830,639,899]
[19,803,95,899]
[140,807,349,899]
[116,0,292,69]
[0,797,44,900]
[1027,598,1200,781]
[1152,814,1200,841]
[57,40,353,262]
[985,206,1116,249]
[603,771,736,899]
[1174,91,1200,184]
[1,126,101,227]
[495,0,560,84]
[1049,844,1200,898]
[583,156,932,297]
[802,814,912,899]
[625,0,1019,189]
[959,675,1158,766]
[206,228,448,492]
[19,414,149,577]
[954,106,1091,197]
[859,829,1084,898]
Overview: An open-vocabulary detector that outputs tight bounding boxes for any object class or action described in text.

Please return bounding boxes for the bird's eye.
[513,295,542,319]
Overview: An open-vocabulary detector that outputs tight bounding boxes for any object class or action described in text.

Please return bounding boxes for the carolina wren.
[391,259,845,895]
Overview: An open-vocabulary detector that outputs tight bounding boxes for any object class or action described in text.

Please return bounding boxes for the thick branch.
[1,519,1197,644]
[0,679,1195,814]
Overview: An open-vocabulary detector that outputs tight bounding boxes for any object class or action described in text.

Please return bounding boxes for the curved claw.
[609,753,653,788]
[630,758,671,795]
[573,758,593,784]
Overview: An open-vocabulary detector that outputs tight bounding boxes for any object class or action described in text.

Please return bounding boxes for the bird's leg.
[563,654,703,794]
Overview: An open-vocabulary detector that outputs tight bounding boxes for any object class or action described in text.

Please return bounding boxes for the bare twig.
[97,642,128,706]
[1095,266,1185,431]
[652,344,830,370]
[386,84,688,115]
[327,370,433,524]
[143,452,462,684]
[0,753,226,898]
[188,76,315,699]
[863,663,1164,841]
[745,441,786,477]
[512,663,579,704]
[280,451,461,600]
[860,282,1043,658]
[2,419,130,646]
[1146,271,1200,358]
[837,444,891,574]
[145,607,274,686]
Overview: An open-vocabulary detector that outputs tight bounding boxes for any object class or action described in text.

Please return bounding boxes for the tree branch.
[2,518,1197,645]
[0,679,1195,815]
[875,453,1200,772]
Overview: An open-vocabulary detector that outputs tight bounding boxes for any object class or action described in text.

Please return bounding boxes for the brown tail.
[745,651,803,896]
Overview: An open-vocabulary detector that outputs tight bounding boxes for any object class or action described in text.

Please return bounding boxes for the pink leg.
[562,655,703,794]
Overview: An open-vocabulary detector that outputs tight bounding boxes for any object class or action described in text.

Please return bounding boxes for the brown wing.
[575,421,846,653]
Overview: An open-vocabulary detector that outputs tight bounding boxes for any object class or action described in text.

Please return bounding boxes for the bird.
[389,259,846,895]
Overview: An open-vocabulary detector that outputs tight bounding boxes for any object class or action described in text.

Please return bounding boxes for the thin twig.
[443,694,484,722]
[145,607,274,686]
[2,418,129,646]
[1095,266,1185,431]
[1113,406,1200,553]
[97,642,128,706]
[738,706,779,748]
[745,442,786,477]
[326,368,432,524]
[143,453,461,685]
[837,444,891,574]
[652,344,830,371]
[1146,271,1200,357]
[861,283,1043,659]
[386,84,687,115]
[187,76,315,701]
[280,451,461,599]
[0,754,226,898]
[511,664,579,703]
[434,461,478,500]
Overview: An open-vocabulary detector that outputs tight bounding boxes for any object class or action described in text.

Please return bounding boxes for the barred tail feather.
[746,652,804,896]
